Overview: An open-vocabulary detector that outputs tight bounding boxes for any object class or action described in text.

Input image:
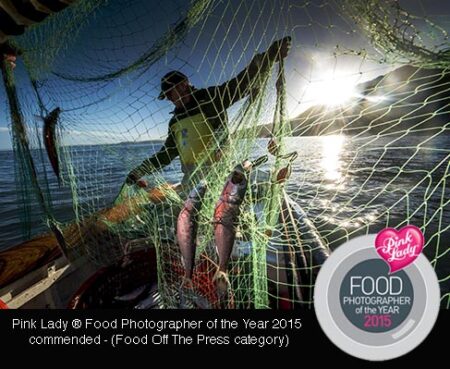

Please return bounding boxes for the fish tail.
[213,269,231,295]
[213,270,236,309]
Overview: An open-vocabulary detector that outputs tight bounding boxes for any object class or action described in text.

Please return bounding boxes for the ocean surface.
[0,134,448,293]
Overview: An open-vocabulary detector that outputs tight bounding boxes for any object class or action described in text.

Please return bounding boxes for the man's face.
[165,80,190,106]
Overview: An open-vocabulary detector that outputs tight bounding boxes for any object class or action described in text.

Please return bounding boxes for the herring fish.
[43,108,61,181]
[176,181,207,280]
[213,164,248,291]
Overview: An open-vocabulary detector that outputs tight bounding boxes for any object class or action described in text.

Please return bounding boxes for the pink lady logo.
[375,225,424,273]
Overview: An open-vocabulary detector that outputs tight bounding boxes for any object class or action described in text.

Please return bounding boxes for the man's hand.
[136,179,148,188]
[1,42,18,69]
[125,172,139,186]
[125,172,148,188]
[268,36,292,61]
[4,54,16,69]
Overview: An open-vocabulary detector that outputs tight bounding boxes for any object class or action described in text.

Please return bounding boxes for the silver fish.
[176,181,207,280]
[213,164,248,291]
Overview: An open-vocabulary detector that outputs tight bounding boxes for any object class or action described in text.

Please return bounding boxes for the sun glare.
[305,72,357,107]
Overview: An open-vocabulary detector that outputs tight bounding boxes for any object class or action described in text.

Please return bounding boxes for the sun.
[304,71,357,107]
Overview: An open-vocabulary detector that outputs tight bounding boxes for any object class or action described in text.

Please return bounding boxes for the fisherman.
[125,36,291,190]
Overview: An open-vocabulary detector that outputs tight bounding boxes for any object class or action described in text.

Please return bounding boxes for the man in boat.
[125,36,291,189]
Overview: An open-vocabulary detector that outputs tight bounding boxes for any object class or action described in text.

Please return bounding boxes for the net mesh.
[1,0,448,308]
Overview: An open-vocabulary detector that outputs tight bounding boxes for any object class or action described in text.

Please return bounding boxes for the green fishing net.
[2,0,448,308]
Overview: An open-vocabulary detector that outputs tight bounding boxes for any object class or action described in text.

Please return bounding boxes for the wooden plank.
[0,234,61,288]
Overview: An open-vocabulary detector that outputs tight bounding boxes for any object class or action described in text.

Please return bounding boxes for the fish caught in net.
[0,0,448,309]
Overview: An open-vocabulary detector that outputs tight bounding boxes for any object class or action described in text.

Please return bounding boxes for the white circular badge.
[314,234,440,361]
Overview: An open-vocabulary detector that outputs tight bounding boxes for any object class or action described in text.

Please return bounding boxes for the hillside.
[249,65,450,137]
[290,65,450,136]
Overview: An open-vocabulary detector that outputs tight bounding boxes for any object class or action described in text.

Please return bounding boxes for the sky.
[0,0,449,150]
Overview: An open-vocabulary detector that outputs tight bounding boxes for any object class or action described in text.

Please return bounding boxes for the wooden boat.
[0,184,178,308]
[0,175,329,309]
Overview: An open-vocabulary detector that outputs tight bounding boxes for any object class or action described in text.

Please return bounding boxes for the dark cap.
[158,70,188,100]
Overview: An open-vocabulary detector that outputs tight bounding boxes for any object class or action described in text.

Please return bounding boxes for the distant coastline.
[0,139,167,152]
